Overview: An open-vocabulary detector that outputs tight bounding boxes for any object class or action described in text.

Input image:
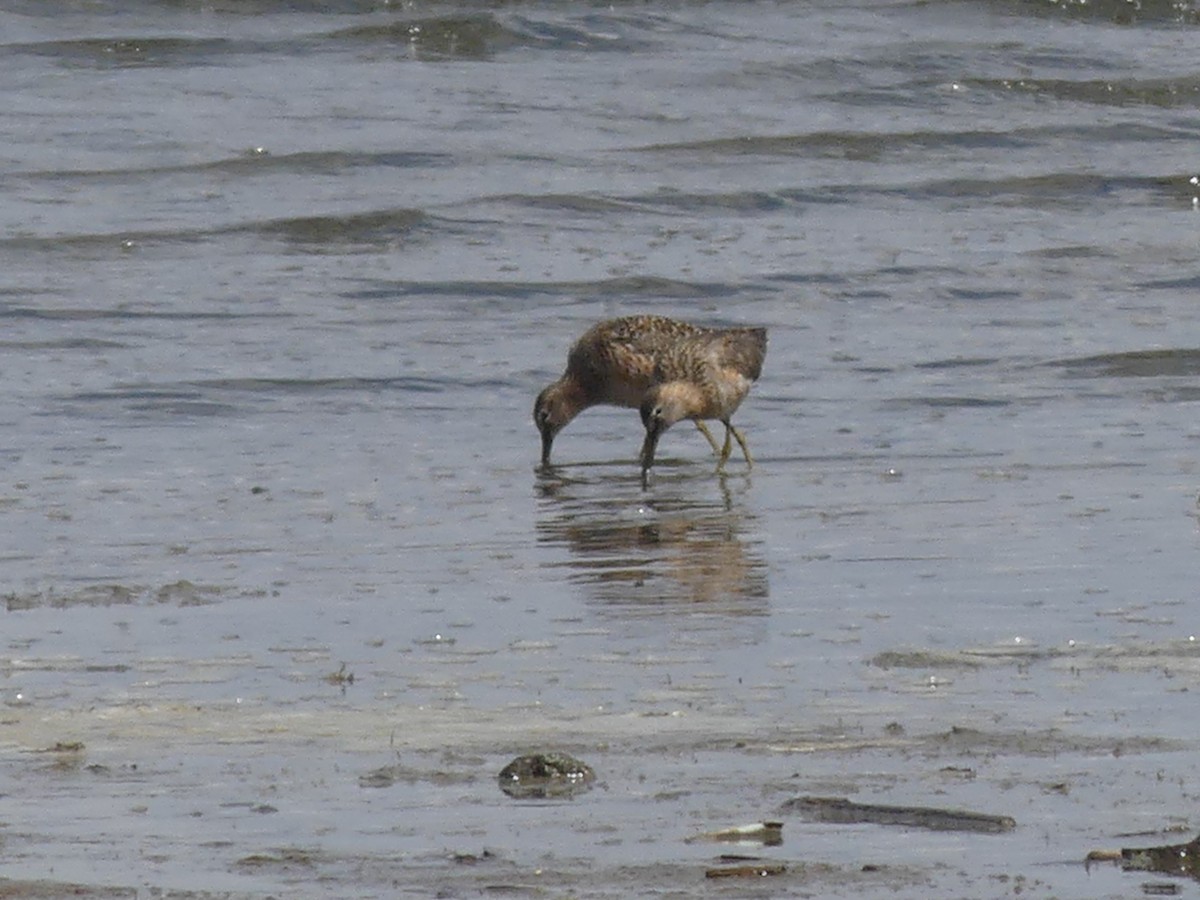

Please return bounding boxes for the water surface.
[3,0,1200,896]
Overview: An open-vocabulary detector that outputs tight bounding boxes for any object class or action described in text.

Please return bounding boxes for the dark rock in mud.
[497,751,595,799]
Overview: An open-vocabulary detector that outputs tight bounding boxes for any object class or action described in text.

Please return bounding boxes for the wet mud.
[2,685,1197,898]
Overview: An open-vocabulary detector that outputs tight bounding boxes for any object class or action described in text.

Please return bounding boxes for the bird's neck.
[556,377,591,420]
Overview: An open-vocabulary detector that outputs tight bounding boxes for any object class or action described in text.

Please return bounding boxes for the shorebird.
[535,319,768,487]
[638,324,767,486]
[535,315,726,466]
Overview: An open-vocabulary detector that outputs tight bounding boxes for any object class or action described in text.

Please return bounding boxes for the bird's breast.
[711,371,753,417]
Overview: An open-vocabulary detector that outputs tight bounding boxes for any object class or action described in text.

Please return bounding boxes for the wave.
[6,10,646,69]
[1050,348,1200,377]
[7,34,261,69]
[348,274,750,304]
[15,148,453,183]
[633,122,1199,161]
[969,75,1200,109]
[1004,0,1200,25]
[0,207,433,256]
[475,173,1189,215]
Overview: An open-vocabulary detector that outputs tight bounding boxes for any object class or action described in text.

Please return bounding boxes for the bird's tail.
[727,327,768,381]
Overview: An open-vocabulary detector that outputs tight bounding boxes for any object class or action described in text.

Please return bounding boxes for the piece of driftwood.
[686,821,783,846]
[1087,834,1200,879]
[704,863,787,879]
[781,796,1015,834]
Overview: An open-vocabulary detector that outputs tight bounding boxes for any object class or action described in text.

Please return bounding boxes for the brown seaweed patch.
[929,726,1179,758]
[322,663,355,687]
[32,741,86,754]
[29,740,88,774]
[6,580,225,610]
[872,649,986,670]
[154,580,221,606]
[235,847,318,869]
[6,584,136,610]
[873,639,1200,675]
[0,880,139,899]
[359,758,476,789]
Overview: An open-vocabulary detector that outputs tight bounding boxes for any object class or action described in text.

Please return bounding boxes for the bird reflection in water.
[535,471,768,613]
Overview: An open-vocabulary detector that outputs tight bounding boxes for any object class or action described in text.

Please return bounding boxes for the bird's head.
[534,381,584,466]
[638,382,699,481]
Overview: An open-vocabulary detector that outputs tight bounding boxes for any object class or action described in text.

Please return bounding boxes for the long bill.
[639,424,662,486]
[540,428,555,467]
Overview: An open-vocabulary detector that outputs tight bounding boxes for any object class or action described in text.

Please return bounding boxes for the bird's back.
[650,325,768,420]
[717,327,767,382]
[655,326,767,382]
[566,315,708,407]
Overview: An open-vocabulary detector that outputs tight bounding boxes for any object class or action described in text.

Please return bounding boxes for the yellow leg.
[693,420,720,456]
[716,425,732,472]
[731,425,753,469]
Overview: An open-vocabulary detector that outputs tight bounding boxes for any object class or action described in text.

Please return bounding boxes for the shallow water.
[3,0,1200,896]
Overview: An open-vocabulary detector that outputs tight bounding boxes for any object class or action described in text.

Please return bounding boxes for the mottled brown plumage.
[534,315,723,465]
[533,315,767,480]
[638,324,767,485]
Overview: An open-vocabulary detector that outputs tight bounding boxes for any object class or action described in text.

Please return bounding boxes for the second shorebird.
[638,322,767,487]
